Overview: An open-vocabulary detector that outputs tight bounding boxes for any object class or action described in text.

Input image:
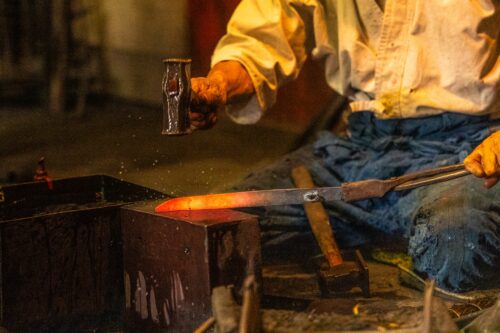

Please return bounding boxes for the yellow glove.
[189,61,254,131]
[464,131,500,188]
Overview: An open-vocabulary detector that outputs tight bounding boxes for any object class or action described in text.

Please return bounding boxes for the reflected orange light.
[155,192,258,212]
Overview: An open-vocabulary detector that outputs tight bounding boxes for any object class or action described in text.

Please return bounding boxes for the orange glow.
[155,192,259,212]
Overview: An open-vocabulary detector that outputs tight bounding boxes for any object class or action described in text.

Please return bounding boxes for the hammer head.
[162,58,192,136]
[318,249,370,297]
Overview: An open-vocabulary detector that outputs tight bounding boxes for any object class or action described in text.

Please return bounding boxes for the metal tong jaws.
[341,163,469,202]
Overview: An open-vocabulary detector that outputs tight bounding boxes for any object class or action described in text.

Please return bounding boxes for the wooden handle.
[239,275,260,333]
[194,317,215,333]
[291,166,343,267]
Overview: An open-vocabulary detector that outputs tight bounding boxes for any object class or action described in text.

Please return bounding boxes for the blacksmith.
[188,0,500,292]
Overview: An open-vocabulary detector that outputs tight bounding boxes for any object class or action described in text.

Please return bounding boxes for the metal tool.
[209,277,261,333]
[318,249,369,297]
[292,166,369,297]
[239,275,260,333]
[162,58,192,136]
[193,317,215,333]
[156,163,470,212]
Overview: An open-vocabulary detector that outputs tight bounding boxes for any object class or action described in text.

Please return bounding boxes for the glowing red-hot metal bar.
[155,192,261,212]
[155,186,343,212]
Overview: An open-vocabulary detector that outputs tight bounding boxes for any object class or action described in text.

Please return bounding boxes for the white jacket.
[211,0,500,123]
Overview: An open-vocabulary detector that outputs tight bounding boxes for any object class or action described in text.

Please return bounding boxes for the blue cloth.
[236,112,500,292]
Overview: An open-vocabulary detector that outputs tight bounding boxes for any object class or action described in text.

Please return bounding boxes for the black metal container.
[0,175,164,332]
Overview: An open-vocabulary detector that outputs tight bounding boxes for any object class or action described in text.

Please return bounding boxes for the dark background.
[0,0,334,195]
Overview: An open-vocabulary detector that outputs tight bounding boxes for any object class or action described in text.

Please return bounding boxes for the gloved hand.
[464,131,500,188]
[190,60,254,131]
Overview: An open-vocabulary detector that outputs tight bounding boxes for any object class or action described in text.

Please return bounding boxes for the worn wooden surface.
[1,208,124,331]
[0,175,164,332]
[260,259,499,331]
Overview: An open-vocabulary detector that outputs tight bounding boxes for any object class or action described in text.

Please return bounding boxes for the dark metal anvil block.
[121,201,261,333]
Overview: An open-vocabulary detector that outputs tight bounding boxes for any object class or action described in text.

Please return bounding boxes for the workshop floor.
[0,101,300,195]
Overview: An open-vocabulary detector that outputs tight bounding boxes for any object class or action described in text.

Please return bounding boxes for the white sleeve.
[211,0,309,124]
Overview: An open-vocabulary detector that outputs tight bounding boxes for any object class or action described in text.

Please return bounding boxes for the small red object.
[34,157,53,190]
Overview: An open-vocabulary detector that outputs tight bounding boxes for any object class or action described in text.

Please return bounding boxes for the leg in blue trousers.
[235,112,500,291]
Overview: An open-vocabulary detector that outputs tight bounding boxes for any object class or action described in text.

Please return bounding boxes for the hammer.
[291,165,370,297]
[162,58,192,136]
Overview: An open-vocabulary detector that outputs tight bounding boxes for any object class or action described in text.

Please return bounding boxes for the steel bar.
[156,164,470,212]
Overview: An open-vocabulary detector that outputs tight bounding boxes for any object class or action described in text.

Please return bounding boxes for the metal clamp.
[303,190,321,202]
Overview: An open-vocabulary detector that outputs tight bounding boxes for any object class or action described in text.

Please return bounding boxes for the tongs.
[156,164,471,212]
[341,163,470,201]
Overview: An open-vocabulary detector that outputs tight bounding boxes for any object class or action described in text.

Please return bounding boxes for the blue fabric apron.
[236,112,500,292]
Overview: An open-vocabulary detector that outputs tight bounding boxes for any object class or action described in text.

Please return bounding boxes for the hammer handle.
[291,166,343,267]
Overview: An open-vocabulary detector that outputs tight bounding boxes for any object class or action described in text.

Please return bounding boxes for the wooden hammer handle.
[291,166,343,267]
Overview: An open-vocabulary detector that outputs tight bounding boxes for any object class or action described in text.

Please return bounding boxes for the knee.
[408,189,500,291]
